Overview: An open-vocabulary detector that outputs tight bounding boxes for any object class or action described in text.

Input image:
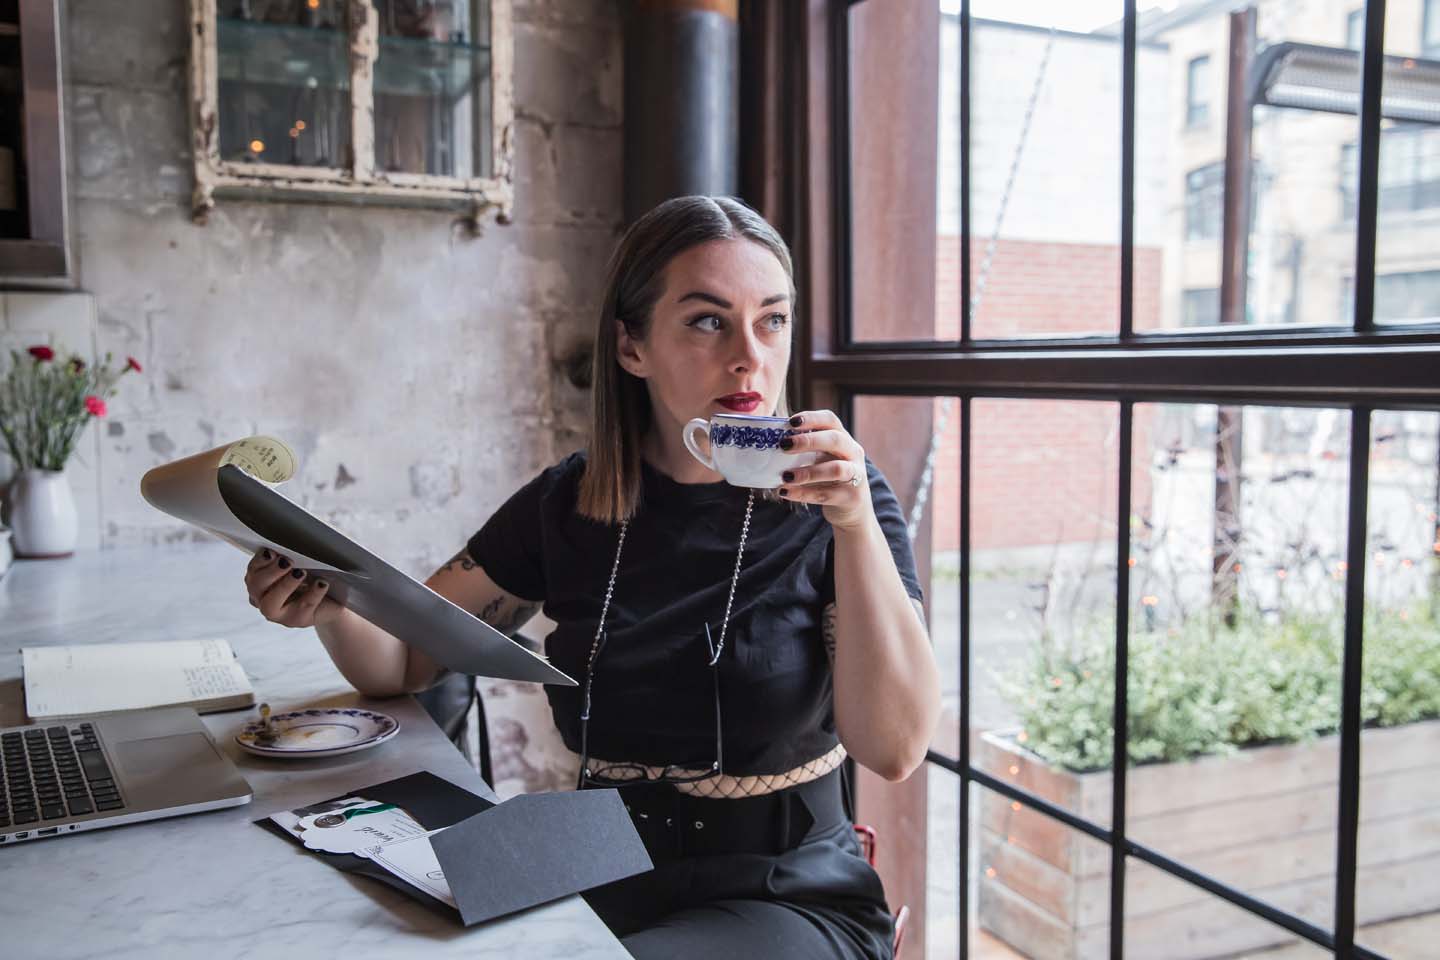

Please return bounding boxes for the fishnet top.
[586,742,848,799]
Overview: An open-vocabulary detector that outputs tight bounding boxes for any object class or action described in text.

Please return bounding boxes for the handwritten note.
[22,639,255,720]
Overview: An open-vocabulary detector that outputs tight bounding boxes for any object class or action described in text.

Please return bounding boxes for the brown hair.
[577,195,796,525]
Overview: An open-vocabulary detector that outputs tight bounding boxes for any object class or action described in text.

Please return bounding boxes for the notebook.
[22,639,255,721]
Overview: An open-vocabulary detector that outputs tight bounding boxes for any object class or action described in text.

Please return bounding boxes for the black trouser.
[582,770,894,960]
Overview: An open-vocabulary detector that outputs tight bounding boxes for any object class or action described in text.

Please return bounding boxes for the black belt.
[592,768,848,863]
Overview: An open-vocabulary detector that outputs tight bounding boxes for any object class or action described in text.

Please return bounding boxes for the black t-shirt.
[467,451,923,776]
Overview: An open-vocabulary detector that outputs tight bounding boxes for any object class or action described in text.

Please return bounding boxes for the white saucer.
[236,707,400,759]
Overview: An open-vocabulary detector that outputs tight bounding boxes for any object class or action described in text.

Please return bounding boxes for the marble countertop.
[0,544,629,960]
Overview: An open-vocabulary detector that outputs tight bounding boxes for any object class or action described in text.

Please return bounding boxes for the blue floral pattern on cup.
[711,424,789,450]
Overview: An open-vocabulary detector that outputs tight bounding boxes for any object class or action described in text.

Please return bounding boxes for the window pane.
[1127,403,1350,939]
[848,2,941,344]
[966,4,1124,340]
[1357,410,1440,960]
[216,0,351,168]
[1373,3,1440,325]
[1186,55,1211,128]
[1123,870,1331,960]
[373,0,491,178]
[966,398,1119,825]
[973,781,1112,960]
[1136,3,1368,331]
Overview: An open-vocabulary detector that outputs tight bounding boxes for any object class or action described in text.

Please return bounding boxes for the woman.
[244,195,941,958]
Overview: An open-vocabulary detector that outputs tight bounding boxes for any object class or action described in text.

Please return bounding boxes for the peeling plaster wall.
[4,0,620,576]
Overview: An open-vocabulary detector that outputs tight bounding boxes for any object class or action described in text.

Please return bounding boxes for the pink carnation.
[84,395,107,417]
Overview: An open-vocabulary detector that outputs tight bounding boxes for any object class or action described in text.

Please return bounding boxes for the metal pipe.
[623,0,739,223]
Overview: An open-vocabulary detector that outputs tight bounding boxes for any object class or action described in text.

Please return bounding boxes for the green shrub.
[995,606,1440,773]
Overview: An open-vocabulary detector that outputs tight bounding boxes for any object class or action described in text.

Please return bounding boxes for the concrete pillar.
[623,0,739,223]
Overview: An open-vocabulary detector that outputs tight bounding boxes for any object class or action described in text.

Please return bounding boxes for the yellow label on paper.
[219,436,298,484]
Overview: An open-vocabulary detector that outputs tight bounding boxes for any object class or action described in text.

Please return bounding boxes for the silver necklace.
[584,488,756,678]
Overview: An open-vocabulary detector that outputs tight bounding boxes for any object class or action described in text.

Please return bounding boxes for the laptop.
[0,706,252,845]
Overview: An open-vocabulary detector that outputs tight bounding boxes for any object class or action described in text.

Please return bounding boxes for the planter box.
[975,720,1440,960]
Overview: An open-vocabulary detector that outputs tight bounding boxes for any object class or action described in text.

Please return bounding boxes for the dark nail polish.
[789,415,802,426]
[782,471,794,483]
[779,438,793,450]
[316,580,328,590]
[261,548,271,560]
[291,569,304,580]
[277,557,290,569]
[778,487,789,497]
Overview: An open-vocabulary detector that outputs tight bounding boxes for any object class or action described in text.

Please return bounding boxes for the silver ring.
[848,467,862,487]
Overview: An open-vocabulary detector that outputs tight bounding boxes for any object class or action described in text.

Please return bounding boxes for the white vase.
[10,468,79,558]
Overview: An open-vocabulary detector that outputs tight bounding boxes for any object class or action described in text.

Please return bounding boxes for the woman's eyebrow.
[677,291,791,308]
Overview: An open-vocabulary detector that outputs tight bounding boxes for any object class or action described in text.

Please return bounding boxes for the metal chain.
[907,26,1058,542]
[585,489,756,680]
[710,490,756,665]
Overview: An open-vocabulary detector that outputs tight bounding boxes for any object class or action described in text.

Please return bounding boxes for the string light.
[985,867,997,878]
[1276,569,1287,580]
[1141,595,1159,607]
[295,120,306,131]
[1127,557,1136,567]
[249,139,264,153]
[1011,801,1022,812]
[1233,562,1243,573]
[306,0,320,8]
[1009,765,1020,776]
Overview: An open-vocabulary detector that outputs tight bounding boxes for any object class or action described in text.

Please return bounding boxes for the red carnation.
[84,395,107,417]
[28,345,54,362]
[125,356,142,373]
[70,357,86,373]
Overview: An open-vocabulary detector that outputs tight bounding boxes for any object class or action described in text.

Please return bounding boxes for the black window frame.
[816,2,1440,958]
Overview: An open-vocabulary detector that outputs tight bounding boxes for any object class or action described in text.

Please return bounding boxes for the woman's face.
[618,238,792,431]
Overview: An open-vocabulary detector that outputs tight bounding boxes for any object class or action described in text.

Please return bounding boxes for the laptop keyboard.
[1,722,125,829]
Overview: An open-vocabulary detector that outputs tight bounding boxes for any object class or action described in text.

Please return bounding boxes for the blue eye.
[765,313,789,331]
[688,314,723,332]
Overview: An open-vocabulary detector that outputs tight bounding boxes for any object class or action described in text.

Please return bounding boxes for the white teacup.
[682,413,817,489]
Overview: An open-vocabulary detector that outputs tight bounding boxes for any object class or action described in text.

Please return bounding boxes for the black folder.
[256,771,653,926]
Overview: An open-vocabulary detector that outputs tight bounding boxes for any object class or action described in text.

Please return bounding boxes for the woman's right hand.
[244,548,346,628]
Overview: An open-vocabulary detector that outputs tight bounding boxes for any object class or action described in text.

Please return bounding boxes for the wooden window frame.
[187,0,514,226]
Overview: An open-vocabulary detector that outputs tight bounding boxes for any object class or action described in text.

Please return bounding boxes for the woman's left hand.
[777,409,873,533]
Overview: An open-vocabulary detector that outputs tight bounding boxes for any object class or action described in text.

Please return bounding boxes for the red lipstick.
[716,392,762,413]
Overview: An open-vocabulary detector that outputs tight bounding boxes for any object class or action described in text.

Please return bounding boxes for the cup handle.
[682,418,717,471]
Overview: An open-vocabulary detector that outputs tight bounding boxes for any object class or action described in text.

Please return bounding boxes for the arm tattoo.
[479,595,541,636]
[437,550,478,575]
[821,602,838,665]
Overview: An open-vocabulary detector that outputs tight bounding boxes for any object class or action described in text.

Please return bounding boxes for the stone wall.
[2,0,622,578]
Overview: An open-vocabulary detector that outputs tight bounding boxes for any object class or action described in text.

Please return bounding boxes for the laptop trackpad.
[114,733,223,801]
